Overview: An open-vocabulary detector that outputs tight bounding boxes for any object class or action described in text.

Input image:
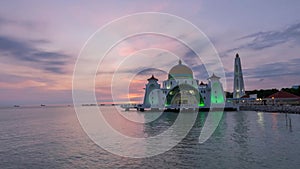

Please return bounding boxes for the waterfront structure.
[233,53,245,98]
[142,60,225,110]
[265,90,300,105]
[142,75,161,108]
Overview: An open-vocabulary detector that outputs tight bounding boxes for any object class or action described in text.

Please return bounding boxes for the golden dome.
[168,60,193,79]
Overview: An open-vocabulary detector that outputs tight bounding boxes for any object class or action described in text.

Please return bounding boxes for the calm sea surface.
[0,106,299,169]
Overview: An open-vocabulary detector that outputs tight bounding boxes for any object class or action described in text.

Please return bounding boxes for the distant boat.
[40,104,46,107]
[13,105,20,107]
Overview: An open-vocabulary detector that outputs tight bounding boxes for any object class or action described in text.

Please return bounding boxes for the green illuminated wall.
[198,95,205,107]
[211,82,224,104]
[165,84,201,106]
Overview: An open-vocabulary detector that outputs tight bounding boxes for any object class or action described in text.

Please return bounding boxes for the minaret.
[143,75,160,108]
[208,73,225,107]
[233,53,245,98]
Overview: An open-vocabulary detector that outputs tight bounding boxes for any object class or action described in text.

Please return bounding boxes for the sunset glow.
[1,1,300,106]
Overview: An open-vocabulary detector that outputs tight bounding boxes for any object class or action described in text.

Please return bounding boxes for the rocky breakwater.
[240,105,300,114]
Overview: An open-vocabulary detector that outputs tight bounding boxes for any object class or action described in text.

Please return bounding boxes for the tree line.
[225,87,300,98]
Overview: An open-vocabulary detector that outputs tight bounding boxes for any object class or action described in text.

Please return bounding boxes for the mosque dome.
[168,60,193,79]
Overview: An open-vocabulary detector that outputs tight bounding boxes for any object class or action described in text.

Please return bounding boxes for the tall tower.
[207,73,225,109]
[143,75,160,108]
[233,53,245,98]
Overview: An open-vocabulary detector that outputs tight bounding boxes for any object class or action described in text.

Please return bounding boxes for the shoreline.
[1,104,300,114]
[240,105,300,114]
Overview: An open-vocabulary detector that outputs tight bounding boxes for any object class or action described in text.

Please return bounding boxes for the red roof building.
[267,91,300,99]
[266,91,300,105]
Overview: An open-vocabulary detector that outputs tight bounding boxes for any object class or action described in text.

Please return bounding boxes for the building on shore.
[141,60,227,110]
[236,90,300,106]
[264,90,300,105]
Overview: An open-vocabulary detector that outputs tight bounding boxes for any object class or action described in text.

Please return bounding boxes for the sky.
[0,0,300,106]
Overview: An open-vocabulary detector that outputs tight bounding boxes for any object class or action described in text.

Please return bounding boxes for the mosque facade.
[142,60,225,110]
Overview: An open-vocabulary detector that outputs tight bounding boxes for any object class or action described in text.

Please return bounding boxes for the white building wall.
[149,89,165,108]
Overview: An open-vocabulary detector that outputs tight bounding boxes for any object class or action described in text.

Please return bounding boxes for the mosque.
[141,60,226,111]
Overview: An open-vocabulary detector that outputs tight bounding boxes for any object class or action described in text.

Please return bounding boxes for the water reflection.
[198,111,223,143]
[1,107,300,168]
[232,112,249,145]
[285,113,293,132]
[143,112,178,137]
[232,111,253,163]
[271,113,278,131]
[143,111,224,144]
[257,112,264,128]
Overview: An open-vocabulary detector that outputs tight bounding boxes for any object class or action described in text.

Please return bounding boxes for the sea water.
[0,106,299,169]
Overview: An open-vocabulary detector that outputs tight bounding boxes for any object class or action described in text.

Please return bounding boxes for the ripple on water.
[0,108,299,168]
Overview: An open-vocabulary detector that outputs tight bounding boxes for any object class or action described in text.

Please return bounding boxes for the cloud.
[0,17,9,27]
[135,68,167,76]
[232,58,300,81]
[225,57,300,90]
[229,22,300,52]
[181,47,222,80]
[0,35,70,74]
[29,39,51,44]
[226,58,300,80]
[0,16,39,31]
